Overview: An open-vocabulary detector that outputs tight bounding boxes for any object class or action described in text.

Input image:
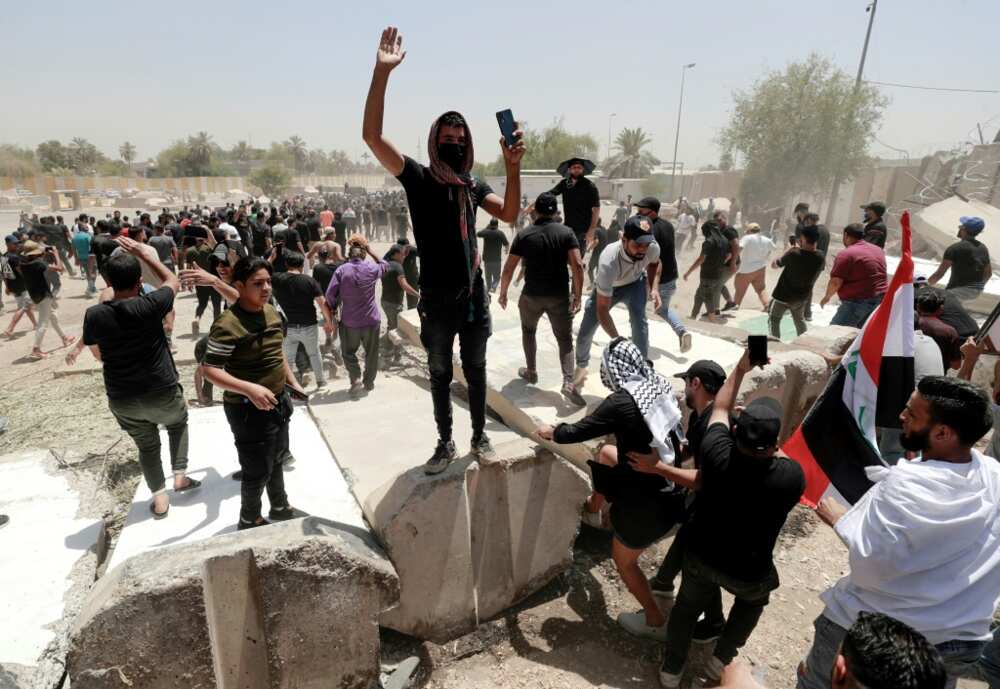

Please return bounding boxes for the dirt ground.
[0,207,987,689]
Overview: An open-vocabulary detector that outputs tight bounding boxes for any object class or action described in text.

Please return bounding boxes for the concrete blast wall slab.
[0,449,106,689]
[68,518,398,689]
[309,373,590,643]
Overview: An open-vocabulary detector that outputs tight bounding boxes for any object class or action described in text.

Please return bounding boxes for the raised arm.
[480,130,525,224]
[117,236,179,294]
[362,27,407,177]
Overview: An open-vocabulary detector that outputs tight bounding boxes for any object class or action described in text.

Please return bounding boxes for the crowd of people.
[1,24,998,689]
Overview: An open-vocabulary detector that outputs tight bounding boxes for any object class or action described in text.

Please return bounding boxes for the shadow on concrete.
[496,378,600,420]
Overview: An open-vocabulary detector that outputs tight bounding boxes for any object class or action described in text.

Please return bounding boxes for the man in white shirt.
[677,209,696,250]
[734,222,774,309]
[573,216,661,385]
[801,375,1000,689]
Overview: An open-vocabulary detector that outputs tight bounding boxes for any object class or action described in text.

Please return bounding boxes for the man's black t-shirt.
[250,221,271,256]
[509,219,580,298]
[305,217,321,244]
[771,248,825,303]
[381,260,406,305]
[685,402,714,467]
[685,422,805,581]
[699,234,729,280]
[476,227,509,264]
[92,234,118,272]
[332,221,348,245]
[651,217,678,283]
[82,287,177,400]
[396,156,493,290]
[815,224,831,257]
[549,177,600,238]
[3,254,26,293]
[720,225,739,268]
[943,238,990,289]
[19,258,51,303]
[864,219,887,248]
[938,291,978,339]
[312,262,335,294]
[272,227,303,272]
[272,271,321,326]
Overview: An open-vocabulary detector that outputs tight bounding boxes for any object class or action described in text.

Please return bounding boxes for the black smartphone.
[285,384,310,402]
[496,109,518,147]
[748,335,768,367]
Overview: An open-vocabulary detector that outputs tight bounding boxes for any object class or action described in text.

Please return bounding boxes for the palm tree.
[187,131,214,175]
[284,136,308,172]
[69,137,101,174]
[604,127,661,178]
[119,141,137,170]
[231,140,252,162]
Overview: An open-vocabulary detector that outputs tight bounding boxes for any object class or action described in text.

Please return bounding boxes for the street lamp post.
[607,113,617,167]
[670,63,696,202]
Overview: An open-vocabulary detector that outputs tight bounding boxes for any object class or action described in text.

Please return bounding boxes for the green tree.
[186,131,214,176]
[719,150,734,172]
[284,135,308,172]
[36,140,71,171]
[249,164,291,198]
[119,141,137,170]
[603,127,660,178]
[68,137,105,174]
[476,118,599,176]
[719,53,888,207]
[230,140,253,162]
[0,144,40,177]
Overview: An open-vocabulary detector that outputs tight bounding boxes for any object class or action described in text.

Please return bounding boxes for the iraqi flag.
[782,211,915,507]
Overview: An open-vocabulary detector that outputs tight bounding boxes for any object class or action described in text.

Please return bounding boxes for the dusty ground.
[0,208,987,688]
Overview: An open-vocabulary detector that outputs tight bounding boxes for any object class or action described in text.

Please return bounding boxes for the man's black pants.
[418,278,490,442]
[223,393,292,523]
[195,285,222,322]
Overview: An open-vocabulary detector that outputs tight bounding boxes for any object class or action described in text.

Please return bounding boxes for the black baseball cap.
[675,360,727,393]
[622,215,655,245]
[634,196,661,213]
[735,397,783,451]
[861,201,886,216]
[535,192,558,215]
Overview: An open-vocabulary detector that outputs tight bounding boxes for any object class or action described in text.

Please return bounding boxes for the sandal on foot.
[149,502,169,520]
[174,477,201,493]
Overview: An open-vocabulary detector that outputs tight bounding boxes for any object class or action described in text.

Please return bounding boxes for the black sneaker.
[237,516,269,531]
[231,470,243,481]
[649,576,675,603]
[0,514,9,529]
[471,433,496,461]
[692,618,722,643]
[424,439,458,475]
[722,301,738,312]
[268,505,299,521]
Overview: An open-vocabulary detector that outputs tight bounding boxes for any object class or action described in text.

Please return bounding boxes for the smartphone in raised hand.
[748,335,768,368]
[496,109,518,148]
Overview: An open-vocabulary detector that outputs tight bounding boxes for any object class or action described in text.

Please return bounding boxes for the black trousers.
[417,277,490,442]
[223,393,292,523]
[195,285,221,321]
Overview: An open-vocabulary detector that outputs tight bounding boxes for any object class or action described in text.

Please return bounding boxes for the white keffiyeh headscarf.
[600,337,682,464]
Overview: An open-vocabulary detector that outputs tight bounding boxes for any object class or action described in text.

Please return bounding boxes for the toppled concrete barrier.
[737,350,832,445]
[0,449,110,689]
[310,373,590,643]
[68,517,398,689]
[790,324,859,357]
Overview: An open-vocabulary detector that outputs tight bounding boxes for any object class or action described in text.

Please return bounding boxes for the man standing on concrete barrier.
[363,26,524,474]
[202,257,307,530]
[635,196,692,353]
[498,192,586,406]
[822,223,887,328]
[573,216,661,387]
[861,201,888,248]
[82,236,196,519]
[549,155,601,252]
[928,216,991,307]
[769,225,824,338]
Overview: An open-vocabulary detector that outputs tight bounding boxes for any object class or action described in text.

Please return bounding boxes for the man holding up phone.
[362,26,525,474]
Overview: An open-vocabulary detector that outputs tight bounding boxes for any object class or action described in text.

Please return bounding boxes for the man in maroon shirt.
[821,223,887,328]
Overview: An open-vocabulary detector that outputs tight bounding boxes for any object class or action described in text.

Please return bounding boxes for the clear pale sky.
[4,0,998,169]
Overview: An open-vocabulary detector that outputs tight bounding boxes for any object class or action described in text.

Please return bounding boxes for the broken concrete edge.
[68,517,400,689]
[54,356,198,378]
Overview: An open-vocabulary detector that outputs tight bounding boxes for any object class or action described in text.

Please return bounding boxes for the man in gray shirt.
[574,215,662,385]
[148,225,178,273]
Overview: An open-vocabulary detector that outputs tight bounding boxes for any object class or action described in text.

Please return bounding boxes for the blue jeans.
[797,614,988,689]
[656,280,687,337]
[575,279,648,369]
[830,296,882,328]
[978,626,1000,688]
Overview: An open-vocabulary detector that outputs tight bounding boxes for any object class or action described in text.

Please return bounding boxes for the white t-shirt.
[737,234,775,274]
[677,213,695,233]
[219,222,241,242]
[821,450,1000,644]
[110,243,165,288]
[594,240,660,296]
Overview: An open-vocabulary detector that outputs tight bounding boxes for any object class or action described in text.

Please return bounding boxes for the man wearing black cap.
[574,215,662,385]
[631,347,805,687]
[861,201,887,248]
[363,26,526,472]
[635,197,692,353]
[498,192,585,406]
[822,223,887,328]
[548,156,601,251]
[928,216,991,306]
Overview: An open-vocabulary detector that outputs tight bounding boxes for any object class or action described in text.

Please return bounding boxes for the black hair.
[842,612,946,689]
[106,254,142,291]
[701,221,719,237]
[439,111,467,129]
[915,288,945,315]
[233,256,272,284]
[917,375,992,446]
[804,212,820,223]
[799,225,820,244]
[794,202,810,213]
[284,251,305,269]
[844,223,865,238]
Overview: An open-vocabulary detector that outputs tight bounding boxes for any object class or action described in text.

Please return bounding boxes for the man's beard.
[899,427,931,453]
[684,391,695,410]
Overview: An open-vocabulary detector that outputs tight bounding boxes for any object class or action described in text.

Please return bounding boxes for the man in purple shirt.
[326,237,389,398]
